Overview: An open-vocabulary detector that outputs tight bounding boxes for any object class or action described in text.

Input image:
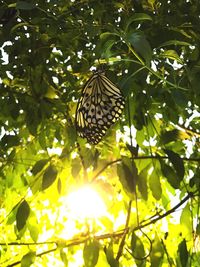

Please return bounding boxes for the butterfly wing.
[75,71,125,144]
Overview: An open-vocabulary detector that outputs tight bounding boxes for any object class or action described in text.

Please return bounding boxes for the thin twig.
[116,200,132,261]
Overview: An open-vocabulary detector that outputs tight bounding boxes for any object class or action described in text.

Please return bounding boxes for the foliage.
[0,0,200,266]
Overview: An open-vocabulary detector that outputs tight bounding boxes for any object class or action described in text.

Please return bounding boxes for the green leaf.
[160,129,180,144]
[138,167,148,200]
[60,248,68,267]
[180,204,193,239]
[149,168,162,200]
[164,149,185,181]
[21,251,36,267]
[150,233,164,266]
[71,158,82,178]
[28,224,39,243]
[159,40,192,48]
[160,162,180,189]
[16,1,35,10]
[42,165,58,190]
[131,232,145,259]
[159,50,183,64]
[178,239,188,267]
[32,159,49,176]
[104,243,119,267]
[1,134,20,148]
[16,200,30,231]
[127,31,152,65]
[125,13,152,31]
[117,158,138,198]
[83,240,99,267]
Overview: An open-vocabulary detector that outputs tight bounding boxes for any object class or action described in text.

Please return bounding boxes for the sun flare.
[66,186,107,219]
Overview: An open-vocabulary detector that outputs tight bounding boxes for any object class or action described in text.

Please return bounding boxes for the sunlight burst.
[66,186,107,219]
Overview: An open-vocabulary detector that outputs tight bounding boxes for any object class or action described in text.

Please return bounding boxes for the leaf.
[160,162,180,189]
[150,233,164,266]
[60,248,68,267]
[32,159,49,176]
[138,167,148,200]
[159,49,183,64]
[158,40,192,48]
[127,31,152,65]
[83,240,99,267]
[125,13,152,31]
[180,204,193,239]
[21,251,36,267]
[16,200,30,231]
[16,1,35,10]
[28,224,39,243]
[42,165,58,190]
[117,158,138,198]
[1,134,20,148]
[131,232,145,259]
[104,243,119,267]
[178,239,188,267]
[164,149,185,181]
[71,158,82,178]
[57,178,62,194]
[160,129,180,144]
[149,169,162,200]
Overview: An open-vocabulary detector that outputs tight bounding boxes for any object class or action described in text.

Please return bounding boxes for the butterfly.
[75,70,125,144]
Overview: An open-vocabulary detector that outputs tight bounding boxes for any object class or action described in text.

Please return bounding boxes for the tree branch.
[91,156,200,182]
[3,192,196,267]
[116,200,132,261]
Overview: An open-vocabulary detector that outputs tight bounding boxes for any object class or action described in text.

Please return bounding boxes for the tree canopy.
[0,0,200,266]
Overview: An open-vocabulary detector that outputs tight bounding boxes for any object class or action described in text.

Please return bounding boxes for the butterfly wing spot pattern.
[75,71,125,144]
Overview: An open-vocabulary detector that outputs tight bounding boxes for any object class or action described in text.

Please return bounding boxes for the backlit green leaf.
[131,232,145,259]
[149,168,162,200]
[83,240,99,267]
[21,251,36,267]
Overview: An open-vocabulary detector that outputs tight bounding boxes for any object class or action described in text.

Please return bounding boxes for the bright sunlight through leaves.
[66,186,107,219]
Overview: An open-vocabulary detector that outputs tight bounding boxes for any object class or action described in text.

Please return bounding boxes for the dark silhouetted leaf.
[160,129,180,144]
[42,165,58,190]
[117,158,138,198]
[160,162,180,189]
[164,149,185,181]
[16,200,30,231]
[1,134,20,148]
[104,243,119,267]
[32,159,49,176]
[178,239,188,267]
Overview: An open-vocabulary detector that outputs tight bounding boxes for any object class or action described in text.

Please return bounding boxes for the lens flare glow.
[66,186,107,219]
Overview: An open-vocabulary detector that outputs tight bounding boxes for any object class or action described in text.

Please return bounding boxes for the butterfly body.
[75,71,125,144]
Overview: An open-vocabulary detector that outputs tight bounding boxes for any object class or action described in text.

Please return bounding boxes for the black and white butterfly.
[75,70,125,144]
